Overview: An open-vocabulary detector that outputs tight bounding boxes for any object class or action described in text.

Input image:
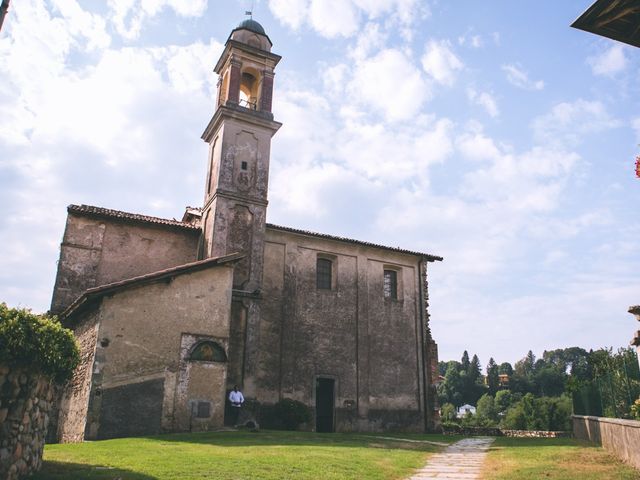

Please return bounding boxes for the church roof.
[66,205,442,261]
[266,223,443,262]
[68,204,200,231]
[60,253,244,323]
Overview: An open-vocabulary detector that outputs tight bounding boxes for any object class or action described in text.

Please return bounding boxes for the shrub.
[272,398,312,430]
[0,303,80,383]
[440,402,457,423]
[631,398,640,420]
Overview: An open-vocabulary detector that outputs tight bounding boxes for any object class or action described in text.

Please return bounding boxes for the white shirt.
[229,390,244,407]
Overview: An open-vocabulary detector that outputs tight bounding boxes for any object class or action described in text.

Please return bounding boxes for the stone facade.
[50,19,442,440]
[0,366,54,479]
[233,227,436,431]
[51,206,200,316]
[54,257,237,440]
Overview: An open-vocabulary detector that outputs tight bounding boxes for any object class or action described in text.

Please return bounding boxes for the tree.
[476,394,498,424]
[461,351,470,372]
[499,362,513,376]
[469,354,482,381]
[438,362,464,407]
[494,389,512,414]
[486,358,499,395]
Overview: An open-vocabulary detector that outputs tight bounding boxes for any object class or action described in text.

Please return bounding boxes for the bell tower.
[201,18,281,292]
[201,19,281,395]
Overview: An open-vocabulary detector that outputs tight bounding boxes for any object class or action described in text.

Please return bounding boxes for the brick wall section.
[260,73,274,112]
[573,415,640,470]
[0,366,55,480]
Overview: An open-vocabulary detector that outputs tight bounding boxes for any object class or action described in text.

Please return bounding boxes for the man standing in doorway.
[228,385,244,426]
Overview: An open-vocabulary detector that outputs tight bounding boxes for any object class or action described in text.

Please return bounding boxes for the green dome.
[237,18,266,35]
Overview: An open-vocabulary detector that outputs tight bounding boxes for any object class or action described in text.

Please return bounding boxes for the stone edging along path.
[408,436,495,480]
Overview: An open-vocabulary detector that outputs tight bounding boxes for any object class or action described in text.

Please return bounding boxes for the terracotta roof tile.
[265,223,442,262]
[61,253,244,321]
[68,204,200,230]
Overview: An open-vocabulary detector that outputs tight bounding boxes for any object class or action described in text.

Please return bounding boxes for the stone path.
[408,437,495,479]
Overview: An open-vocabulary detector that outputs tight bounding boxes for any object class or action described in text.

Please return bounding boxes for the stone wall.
[441,425,570,437]
[0,365,54,480]
[573,414,640,470]
[501,429,571,438]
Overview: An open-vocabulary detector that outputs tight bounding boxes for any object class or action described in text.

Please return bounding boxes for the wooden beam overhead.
[572,0,640,48]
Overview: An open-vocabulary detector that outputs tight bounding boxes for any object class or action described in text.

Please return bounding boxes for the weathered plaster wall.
[81,265,233,439]
[56,312,99,443]
[247,228,429,432]
[201,114,277,293]
[573,415,640,470]
[0,366,54,480]
[50,213,199,314]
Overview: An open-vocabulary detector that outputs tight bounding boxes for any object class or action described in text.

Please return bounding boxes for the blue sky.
[1,0,639,366]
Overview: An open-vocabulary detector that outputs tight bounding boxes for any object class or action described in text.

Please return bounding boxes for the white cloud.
[502,64,544,91]
[532,99,621,147]
[309,0,360,38]
[458,33,482,48]
[350,48,431,121]
[467,88,499,118]
[633,117,640,141]
[421,40,463,86]
[456,131,501,161]
[268,0,423,38]
[267,0,309,29]
[587,44,628,77]
[348,22,386,61]
[107,0,208,39]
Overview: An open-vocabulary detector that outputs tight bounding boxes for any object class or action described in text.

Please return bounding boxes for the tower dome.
[230,17,272,51]
[237,18,266,36]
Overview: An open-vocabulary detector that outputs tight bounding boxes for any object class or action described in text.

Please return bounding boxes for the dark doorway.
[315,378,335,433]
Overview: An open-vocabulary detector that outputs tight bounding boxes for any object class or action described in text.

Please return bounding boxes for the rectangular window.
[383,270,397,300]
[196,401,211,418]
[316,258,332,290]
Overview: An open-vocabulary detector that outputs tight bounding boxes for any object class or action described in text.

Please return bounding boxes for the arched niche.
[189,341,228,363]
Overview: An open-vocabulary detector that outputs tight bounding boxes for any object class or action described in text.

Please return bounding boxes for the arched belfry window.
[190,341,227,362]
[239,69,260,110]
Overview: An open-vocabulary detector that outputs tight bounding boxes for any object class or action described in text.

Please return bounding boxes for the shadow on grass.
[142,430,452,451]
[33,461,158,480]
[489,437,599,449]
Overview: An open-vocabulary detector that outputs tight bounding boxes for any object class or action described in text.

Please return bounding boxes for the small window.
[383,270,397,300]
[241,161,248,171]
[316,258,332,290]
[190,341,227,362]
[196,401,211,418]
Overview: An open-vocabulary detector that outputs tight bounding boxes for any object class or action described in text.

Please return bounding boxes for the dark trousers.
[230,406,241,425]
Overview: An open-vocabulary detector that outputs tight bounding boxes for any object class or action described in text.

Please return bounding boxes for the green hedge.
[0,303,80,383]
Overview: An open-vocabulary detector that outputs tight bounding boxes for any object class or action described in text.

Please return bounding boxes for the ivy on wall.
[0,303,80,383]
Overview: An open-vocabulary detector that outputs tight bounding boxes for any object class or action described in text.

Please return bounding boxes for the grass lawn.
[481,437,640,480]
[36,430,455,480]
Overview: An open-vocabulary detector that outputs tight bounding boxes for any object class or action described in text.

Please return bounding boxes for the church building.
[49,18,442,441]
